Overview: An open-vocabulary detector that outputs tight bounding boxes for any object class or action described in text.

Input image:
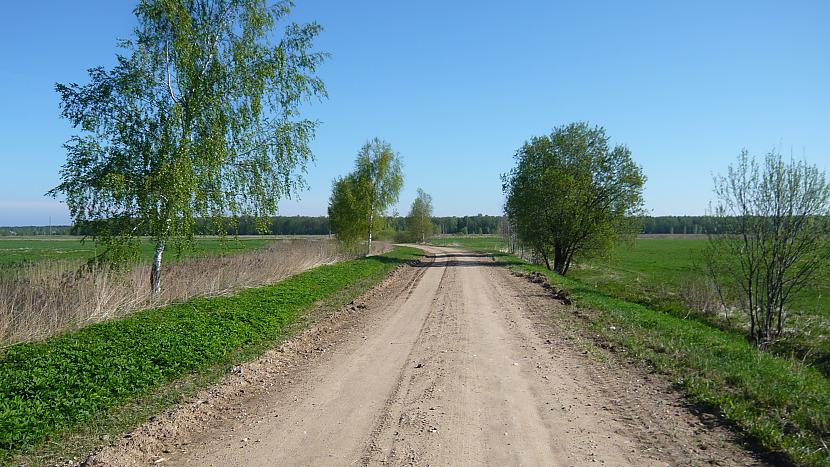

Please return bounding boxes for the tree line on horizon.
[7,215,829,237]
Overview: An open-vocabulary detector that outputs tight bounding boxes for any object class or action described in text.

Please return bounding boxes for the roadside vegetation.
[513,255,830,466]
[502,122,646,274]
[703,151,830,349]
[399,188,434,243]
[0,238,380,346]
[0,246,422,463]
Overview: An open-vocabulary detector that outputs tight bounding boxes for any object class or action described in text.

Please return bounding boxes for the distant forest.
[0,216,797,237]
[0,215,506,237]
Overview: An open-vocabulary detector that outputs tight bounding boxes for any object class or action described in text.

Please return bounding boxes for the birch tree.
[49,0,326,294]
[328,139,403,254]
[406,188,434,243]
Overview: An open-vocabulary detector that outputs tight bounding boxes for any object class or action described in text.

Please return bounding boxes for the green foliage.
[502,122,646,275]
[405,188,433,243]
[328,175,365,246]
[0,246,422,461]
[49,0,327,290]
[430,215,503,235]
[328,139,404,252]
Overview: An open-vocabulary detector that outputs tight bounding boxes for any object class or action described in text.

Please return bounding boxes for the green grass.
[428,234,507,252]
[571,237,830,319]
[0,246,423,463]
[0,236,276,267]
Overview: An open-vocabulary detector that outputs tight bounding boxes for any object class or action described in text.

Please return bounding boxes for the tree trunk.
[367,212,373,256]
[541,250,551,270]
[150,240,165,295]
[553,244,567,275]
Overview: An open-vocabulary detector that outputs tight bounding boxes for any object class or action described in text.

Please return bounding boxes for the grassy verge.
[528,263,829,466]
[439,238,828,465]
[0,246,422,463]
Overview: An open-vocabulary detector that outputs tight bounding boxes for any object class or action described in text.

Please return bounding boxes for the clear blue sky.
[1,1,828,226]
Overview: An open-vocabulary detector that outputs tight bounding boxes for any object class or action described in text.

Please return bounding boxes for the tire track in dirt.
[358,261,453,464]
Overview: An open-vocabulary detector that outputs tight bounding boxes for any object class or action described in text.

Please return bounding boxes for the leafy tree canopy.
[502,122,646,274]
[328,139,403,253]
[49,0,327,292]
[406,188,434,243]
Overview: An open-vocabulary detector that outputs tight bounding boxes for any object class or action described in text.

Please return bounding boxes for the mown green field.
[0,245,422,464]
[572,237,830,319]
[0,236,278,266]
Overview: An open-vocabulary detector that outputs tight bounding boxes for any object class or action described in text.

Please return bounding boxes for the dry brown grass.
[0,239,389,346]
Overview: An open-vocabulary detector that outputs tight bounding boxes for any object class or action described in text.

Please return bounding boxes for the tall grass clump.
[0,239,389,346]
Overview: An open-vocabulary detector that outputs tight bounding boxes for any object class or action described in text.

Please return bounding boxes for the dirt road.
[93,247,760,466]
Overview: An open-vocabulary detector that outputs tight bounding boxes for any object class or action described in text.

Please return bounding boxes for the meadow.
[572,236,830,318]
[0,236,281,267]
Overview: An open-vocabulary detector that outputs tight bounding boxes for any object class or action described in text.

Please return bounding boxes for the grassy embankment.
[433,235,830,466]
[0,246,422,464]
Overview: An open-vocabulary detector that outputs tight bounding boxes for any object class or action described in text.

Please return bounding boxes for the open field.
[0,236,323,267]
[572,237,830,318]
[1,246,422,464]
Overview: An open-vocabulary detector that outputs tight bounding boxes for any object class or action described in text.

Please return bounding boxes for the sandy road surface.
[93,247,759,466]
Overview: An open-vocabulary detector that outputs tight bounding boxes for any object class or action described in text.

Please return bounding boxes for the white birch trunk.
[150,240,165,295]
